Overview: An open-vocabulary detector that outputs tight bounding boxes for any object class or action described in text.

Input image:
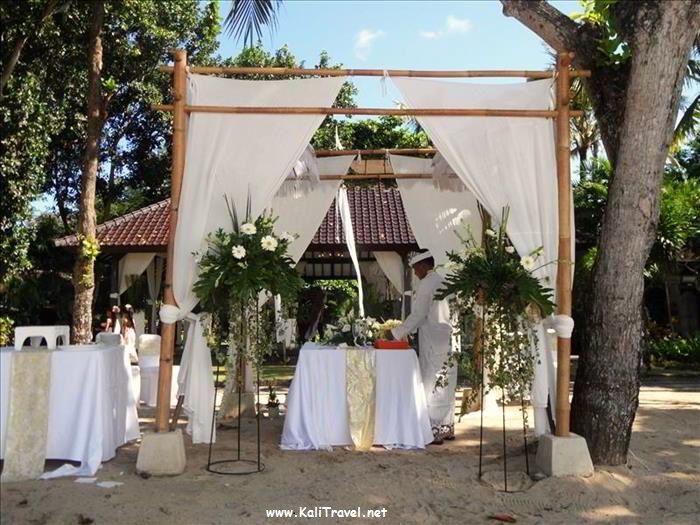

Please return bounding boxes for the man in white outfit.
[390,251,456,444]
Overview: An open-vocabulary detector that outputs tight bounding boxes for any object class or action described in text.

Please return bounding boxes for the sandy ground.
[1,377,699,525]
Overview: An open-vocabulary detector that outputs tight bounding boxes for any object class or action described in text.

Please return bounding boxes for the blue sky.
[216,0,584,107]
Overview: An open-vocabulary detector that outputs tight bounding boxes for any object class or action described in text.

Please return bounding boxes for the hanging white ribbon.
[337,186,365,317]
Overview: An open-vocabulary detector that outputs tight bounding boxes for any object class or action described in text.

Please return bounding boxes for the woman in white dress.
[121,306,138,364]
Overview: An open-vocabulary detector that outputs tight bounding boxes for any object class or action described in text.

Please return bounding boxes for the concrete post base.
[136,429,186,476]
[536,432,594,477]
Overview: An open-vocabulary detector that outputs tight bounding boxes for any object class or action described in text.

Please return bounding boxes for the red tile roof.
[55,186,417,252]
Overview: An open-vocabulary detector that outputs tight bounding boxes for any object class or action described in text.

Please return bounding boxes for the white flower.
[342,324,352,333]
[444,260,459,271]
[485,229,497,237]
[240,223,257,235]
[261,235,278,251]
[520,255,536,271]
[231,245,246,259]
[505,246,516,254]
[280,231,296,243]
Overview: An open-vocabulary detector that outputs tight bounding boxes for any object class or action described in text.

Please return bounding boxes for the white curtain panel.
[338,186,365,317]
[177,313,215,444]
[173,74,346,315]
[396,179,482,266]
[392,77,573,434]
[146,256,164,333]
[118,252,155,295]
[271,155,355,264]
[372,251,404,294]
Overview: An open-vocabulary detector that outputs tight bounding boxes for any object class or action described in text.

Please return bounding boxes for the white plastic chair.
[138,334,161,406]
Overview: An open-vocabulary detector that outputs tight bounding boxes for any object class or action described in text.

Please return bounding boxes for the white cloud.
[446,15,471,34]
[420,15,472,40]
[354,29,384,60]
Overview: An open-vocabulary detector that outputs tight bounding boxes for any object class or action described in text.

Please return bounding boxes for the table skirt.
[281,344,433,450]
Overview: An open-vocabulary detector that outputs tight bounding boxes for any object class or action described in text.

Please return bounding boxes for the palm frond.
[224,0,283,47]
[670,93,700,154]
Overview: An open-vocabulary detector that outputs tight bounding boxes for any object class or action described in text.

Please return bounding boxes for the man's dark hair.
[422,257,435,268]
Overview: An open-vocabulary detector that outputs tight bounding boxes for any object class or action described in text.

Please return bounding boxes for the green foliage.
[572,0,631,65]
[312,116,430,151]
[193,202,304,313]
[224,0,282,47]
[0,317,13,346]
[0,70,62,284]
[438,209,555,318]
[436,208,554,406]
[648,335,700,368]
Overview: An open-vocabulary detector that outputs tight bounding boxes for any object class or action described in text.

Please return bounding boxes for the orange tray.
[373,339,410,350]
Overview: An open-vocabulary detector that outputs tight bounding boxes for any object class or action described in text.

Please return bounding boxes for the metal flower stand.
[206,352,264,475]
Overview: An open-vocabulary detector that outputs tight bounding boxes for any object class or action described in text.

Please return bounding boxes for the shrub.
[648,335,700,367]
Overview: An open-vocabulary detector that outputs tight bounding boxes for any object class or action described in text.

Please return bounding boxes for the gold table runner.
[345,348,376,451]
[1,350,51,482]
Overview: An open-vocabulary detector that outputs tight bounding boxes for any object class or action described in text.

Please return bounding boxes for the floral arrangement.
[436,207,555,409]
[317,311,377,347]
[371,319,403,340]
[193,196,304,415]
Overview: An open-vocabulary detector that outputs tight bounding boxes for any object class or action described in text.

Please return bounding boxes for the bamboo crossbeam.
[319,173,438,180]
[158,65,591,79]
[316,148,437,157]
[151,104,584,118]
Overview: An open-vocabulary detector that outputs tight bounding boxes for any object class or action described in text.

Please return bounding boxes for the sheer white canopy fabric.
[338,186,365,317]
[146,256,164,333]
[392,77,572,434]
[177,313,215,444]
[396,179,482,266]
[372,251,404,294]
[173,74,346,316]
[118,253,155,295]
[272,156,356,264]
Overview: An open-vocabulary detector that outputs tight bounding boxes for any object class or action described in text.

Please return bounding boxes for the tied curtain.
[118,252,155,295]
[172,74,347,316]
[165,74,346,442]
[393,77,573,435]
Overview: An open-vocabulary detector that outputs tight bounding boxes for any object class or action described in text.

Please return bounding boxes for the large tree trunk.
[571,4,697,464]
[71,0,105,344]
[502,0,700,464]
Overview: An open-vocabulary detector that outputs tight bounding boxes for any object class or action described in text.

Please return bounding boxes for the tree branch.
[500,0,583,52]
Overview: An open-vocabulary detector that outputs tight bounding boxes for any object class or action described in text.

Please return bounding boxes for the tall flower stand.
[206,351,263,475]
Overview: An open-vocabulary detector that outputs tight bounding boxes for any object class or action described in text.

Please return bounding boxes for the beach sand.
[1,377,698,525]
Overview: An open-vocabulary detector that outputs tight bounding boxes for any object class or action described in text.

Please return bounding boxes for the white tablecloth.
[281,343,433,450]
[0,345,140,477]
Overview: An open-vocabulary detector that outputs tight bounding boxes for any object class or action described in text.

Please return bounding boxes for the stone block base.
[136,429,186,476]
[536,432,594,477]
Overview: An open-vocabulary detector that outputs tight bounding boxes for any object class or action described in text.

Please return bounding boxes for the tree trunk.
[571,3,697,464]
[501,0,700,464]
[0,0,60,98]
[71,0,105,344]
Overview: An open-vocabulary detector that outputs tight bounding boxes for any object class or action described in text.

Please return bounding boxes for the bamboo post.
[555,52,573,437]
[155,49,187,432]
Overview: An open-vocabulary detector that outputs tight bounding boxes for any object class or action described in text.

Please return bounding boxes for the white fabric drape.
[272,155,355,264]
[392,77,573,434]
[372,251,404,293]
[173,74,346,315]
[118,253,156,295]
[337,186,364,317]
[177,313,215,444]
[396,179,482,266]
[146,256,164,333]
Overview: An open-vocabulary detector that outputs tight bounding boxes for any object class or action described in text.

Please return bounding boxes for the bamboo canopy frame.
[153,49,582,439]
